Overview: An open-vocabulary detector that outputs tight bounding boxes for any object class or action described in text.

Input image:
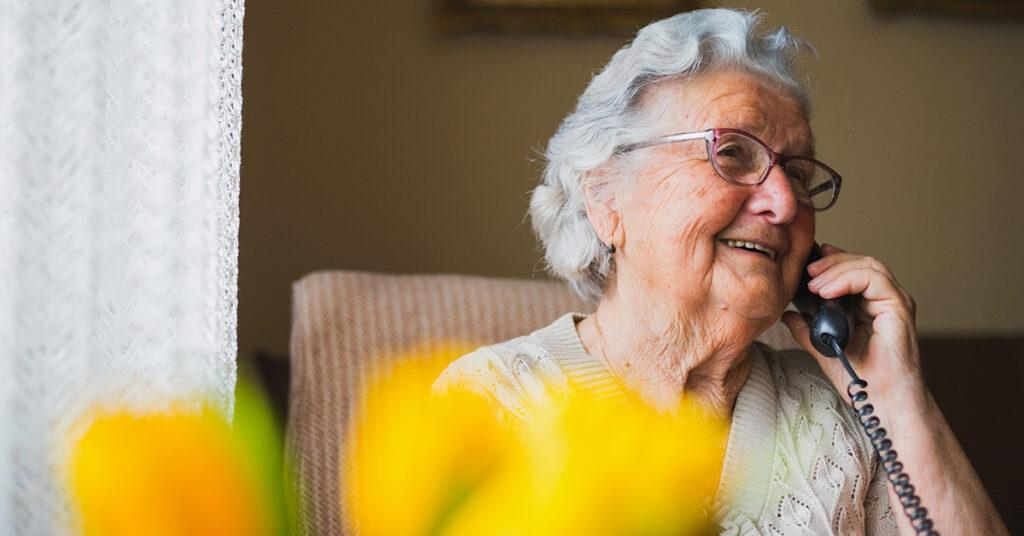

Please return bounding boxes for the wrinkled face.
[614,70,816,323]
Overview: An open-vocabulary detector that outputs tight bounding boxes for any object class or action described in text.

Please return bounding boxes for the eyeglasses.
[618,128,842,211]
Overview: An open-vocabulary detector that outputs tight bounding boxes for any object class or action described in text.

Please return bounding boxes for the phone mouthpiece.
[810,301,850,357]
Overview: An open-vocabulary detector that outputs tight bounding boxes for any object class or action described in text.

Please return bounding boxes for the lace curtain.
[0,0,244,533]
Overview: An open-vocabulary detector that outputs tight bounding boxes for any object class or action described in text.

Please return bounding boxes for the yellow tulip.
[347,346,728,536]
[345,343,507,535]
[67,376,287,536]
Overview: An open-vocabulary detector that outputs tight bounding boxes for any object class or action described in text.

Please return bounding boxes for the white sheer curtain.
[0,0,244,533]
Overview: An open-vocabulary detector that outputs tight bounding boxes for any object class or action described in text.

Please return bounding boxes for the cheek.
[640,173,742,250]
[622,157,754,277]
[784,213,817,288]
[793,210,816,252]
[672,192,748,259]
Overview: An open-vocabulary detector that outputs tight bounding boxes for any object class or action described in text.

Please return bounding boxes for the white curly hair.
[530,8,814,302]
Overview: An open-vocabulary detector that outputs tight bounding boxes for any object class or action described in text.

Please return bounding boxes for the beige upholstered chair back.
[286,270,800,535]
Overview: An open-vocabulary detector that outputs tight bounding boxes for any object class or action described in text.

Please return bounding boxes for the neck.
[577,284,760,417]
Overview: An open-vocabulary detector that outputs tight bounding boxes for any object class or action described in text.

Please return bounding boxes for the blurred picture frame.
[871,0,1024,17]
[435,0,700,36]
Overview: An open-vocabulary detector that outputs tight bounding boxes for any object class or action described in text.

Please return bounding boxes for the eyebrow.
[792,141,816,159]
[730,121,815,158]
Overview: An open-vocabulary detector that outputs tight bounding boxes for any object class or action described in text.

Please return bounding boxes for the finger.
[809,255,896,287]
[887,284,918,320]
[854,299,876,326]
[806,250,860,276]
[812,267,913,318]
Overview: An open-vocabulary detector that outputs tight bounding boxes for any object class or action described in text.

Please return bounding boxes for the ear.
[581,168,622,250]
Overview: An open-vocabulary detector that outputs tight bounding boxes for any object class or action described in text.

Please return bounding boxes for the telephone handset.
[793,243,938,535]
[793,243,854,358]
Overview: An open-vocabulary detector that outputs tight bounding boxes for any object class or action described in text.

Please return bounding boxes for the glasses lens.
[784,159,837,210]
[711,131,839,210]
[711,132,771,185]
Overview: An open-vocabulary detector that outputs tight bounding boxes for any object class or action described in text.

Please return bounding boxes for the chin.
[722,289,788,322]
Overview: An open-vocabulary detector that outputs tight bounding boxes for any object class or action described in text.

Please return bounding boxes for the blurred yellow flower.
[67,377,288,536]
[346,345,728,536]
[345,343,506,536]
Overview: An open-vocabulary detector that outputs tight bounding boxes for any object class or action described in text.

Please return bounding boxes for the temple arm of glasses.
[617,130,712,153]
[808,181,834,196]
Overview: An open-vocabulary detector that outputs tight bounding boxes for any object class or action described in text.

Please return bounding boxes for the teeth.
[723,239,777,260]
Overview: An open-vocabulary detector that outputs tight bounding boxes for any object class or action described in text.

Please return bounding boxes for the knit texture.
[434,312,899,535]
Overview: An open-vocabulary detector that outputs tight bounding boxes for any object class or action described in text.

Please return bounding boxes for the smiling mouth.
[719,239,778,260]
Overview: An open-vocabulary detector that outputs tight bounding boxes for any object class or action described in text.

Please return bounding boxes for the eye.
[785,164,811,187]
[716,143,746,160]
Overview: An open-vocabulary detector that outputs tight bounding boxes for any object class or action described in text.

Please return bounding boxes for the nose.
[745,163,800,225]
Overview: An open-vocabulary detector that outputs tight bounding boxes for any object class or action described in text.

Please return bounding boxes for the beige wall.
[239,0,1024,360]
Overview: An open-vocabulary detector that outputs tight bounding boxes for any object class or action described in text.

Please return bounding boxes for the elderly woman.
[434,8,1006,535]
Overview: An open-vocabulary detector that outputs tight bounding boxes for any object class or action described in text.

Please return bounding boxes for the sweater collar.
[714,343,776,520]
[530,312,629,403]
[531,312,777,520]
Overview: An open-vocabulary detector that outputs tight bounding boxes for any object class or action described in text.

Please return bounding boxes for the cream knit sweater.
[433,313,899,535]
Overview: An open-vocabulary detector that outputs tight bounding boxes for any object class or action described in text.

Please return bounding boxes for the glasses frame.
[618,127,843,211]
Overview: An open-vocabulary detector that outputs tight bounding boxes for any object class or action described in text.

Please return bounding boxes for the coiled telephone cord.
[825,336,939,536]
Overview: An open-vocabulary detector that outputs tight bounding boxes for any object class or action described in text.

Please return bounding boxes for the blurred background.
[239,0,1023,529]
[240,0,1024,360]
